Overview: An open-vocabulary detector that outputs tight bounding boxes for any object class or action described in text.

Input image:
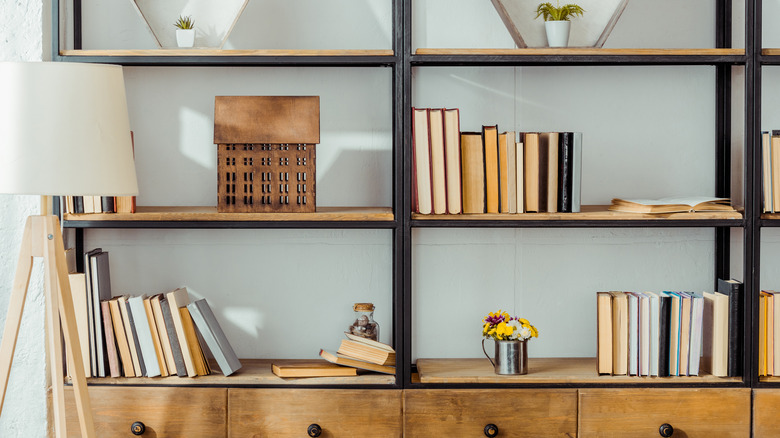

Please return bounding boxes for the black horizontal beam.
[411,54,747,67]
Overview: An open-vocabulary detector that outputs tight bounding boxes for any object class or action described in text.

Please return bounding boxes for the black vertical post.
[402,0,413,388]
[715,0,732,287]
[746,0,760,387]
[74,0,82,50]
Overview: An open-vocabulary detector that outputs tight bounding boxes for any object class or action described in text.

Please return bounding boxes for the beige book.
[763,132,773,212]
[83,195,95,214]
[167,287,198,377]
[443,108,462,214]
[117,295,142,376]
[108,297,135,377]
[428,108,447,215]
[498,131,509,213]
[144,296,169,377]
[679,294,692,376]
[460,132,485,214]
[412,108,433,214]
[505,132,517,214]
[524,133,540,212]
[67,273,91,377]
[609,291,628,376]
[596,292,613,375]
[702,291,728,377]
[151,294,178,375]
[516,141,524,213]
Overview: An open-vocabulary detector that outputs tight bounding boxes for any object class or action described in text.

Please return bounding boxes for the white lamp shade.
[0,62,138,196]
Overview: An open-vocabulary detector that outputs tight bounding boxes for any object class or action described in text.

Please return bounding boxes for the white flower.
[508,320,522,340]
[518,326,532,340]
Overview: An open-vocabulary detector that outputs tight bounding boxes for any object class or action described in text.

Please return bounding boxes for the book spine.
[101,196,115,213]
[125,300,147,376]
[558,132,572,212]
[571,132,583,213]
[658,295,671,377]
[160,297,188,377]
[719,279,743,377]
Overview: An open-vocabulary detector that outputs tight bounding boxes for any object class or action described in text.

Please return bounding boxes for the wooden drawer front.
[578,388,750,437]
[404,389,577,437]
[753,389,780,436]
[64,386,227,438]
[228,388,402,437]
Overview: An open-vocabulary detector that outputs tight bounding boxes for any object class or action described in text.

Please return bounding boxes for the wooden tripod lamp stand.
[0,62,138,437]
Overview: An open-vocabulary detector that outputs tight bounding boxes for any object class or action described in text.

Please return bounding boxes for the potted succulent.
[174,15,195,48]
[535,2,585,48]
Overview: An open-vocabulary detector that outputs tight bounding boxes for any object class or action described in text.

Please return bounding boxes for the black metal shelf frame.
[52,0,765,389]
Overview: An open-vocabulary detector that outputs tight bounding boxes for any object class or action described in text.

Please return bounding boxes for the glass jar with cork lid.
[348,303,379,341]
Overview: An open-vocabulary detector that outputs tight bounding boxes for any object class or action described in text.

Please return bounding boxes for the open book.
[608,197,735,214]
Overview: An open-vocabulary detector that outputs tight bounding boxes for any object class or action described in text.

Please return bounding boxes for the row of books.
[411,107,582,215]
[272,334,396,378]
[759,290,780,376]
[596,279,743,378]
[67,249,240,378]
[60,195,136,214]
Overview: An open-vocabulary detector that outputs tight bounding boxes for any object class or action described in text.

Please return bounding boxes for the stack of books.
[596,279,743,378]
[66,256,241,379]
[273,334,395,378]
[411,107,582,215]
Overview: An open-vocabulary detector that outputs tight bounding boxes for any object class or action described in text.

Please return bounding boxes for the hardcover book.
[483,125,500,214]
[412,108,433,214]
[460,132,485,214]
[428,108,447,215]
[272,362,357,378]
[717,278,743,377]
[188,299,242,376]
[443,108,462,214]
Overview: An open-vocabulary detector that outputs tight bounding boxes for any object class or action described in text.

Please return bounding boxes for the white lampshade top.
[0,62,138,196]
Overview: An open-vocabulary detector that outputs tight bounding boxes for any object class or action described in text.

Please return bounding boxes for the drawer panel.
[753,389,780,436]
[578,388,750,437]
[64,386,227,438]
[404,389,577,437]
[228,388,402,437]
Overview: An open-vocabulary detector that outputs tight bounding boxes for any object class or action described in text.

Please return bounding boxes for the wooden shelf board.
[415,48,745,56]
[416,358,741,384]
[60,49,394,57]
[77,359,395,386]
[64,206,393,222]
[763,49,780,56]
[412,205,743,221]
[762,213,780,220]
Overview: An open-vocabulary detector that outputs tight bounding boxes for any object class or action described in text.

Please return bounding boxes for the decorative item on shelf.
[534,2,585,48]
[174,15,195,48]
[348,303,380,341]
[129,0,248,49]
[490,0,629,48]
[481,310,538,375]
[214,96,320,213]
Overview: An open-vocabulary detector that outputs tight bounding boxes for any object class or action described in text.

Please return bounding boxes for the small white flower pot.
[176,29,195,48]
[545,20,571,48]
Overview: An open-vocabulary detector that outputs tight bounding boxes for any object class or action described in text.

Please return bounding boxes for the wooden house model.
[214,96,319,213]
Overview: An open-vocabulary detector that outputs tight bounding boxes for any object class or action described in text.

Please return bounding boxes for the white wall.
[0,0,49,435]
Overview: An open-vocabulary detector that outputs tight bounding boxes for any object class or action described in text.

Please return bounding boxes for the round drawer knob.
[484,423,499,437]
[131,421,146,435]
[307,423,322,437]
[659,423,674,437]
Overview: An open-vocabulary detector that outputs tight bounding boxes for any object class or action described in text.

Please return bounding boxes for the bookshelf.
[50,0,774,435]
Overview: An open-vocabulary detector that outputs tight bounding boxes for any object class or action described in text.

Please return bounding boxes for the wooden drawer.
[64,386,227,437]
[578,388,750,437]
[404,389,577,437]
[228,388,402,437]
[753,389,780,436]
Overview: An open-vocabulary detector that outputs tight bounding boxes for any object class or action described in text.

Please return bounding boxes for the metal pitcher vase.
[482,339,528,375]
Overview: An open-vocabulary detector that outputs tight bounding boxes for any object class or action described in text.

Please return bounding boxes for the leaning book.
[187,299,242,376]
[608,197,735,214]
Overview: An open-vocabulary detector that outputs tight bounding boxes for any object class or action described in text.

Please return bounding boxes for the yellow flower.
[495,321,514,339]
[518,318,530,326]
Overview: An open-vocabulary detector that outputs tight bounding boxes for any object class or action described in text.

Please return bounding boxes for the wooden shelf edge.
[63,206,394,222]
[60,49,394,57]
[74,359,396,386]
[412,205,743,221]
[415,48,745,56]
[415,358,742,385]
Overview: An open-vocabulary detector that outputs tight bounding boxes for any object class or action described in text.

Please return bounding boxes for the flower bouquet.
[481,310,538,375]
[482,310,538,341]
